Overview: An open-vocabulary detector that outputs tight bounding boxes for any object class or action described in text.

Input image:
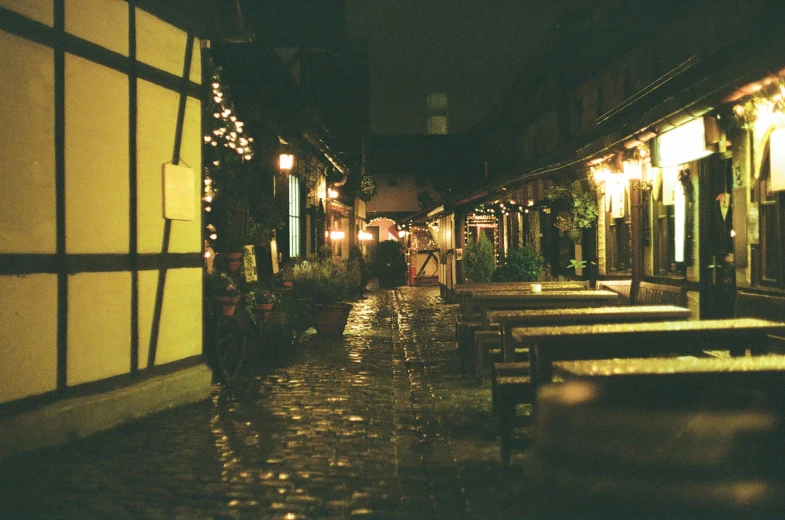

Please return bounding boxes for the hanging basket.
[567,229,582,243]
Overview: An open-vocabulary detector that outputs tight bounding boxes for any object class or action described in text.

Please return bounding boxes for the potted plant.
[291,257,359,337]
[205,271,240,316]
[244,283,277,323]
[492,245,544,282]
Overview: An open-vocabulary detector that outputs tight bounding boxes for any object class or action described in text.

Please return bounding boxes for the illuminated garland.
[203,65,255,256]
[731,79,785,129]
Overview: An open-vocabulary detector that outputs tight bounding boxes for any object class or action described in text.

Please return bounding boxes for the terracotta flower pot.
[312,303,352,337]
[256,303,273,322]
[216,295,239,317]
[222,252,244,272]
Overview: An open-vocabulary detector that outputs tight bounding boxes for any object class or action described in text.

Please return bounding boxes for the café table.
[511,318,785,392]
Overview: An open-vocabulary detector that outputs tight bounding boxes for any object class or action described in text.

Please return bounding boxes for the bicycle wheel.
[214,309,248,383]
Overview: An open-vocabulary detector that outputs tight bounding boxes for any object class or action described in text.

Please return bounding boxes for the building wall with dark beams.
[0,1,207,419]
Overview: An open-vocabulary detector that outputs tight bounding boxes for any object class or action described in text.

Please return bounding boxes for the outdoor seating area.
[451,280,785,482]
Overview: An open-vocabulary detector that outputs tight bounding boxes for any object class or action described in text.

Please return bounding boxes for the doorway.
[699,155,736,318]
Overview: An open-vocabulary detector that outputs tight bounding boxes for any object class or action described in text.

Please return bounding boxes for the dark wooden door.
[699,155,736,318]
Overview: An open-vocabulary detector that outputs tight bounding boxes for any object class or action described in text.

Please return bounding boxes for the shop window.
[653,167,689,277]
[604,182,631,273]
[606,215,631,273]
[288,174,301,258]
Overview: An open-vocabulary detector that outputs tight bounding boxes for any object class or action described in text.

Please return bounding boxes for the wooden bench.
[636,281,688,306]
[596,279,632,303]
[735,290,785,351]
[595,279,688,307]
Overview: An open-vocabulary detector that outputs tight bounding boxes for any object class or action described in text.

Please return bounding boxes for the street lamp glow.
[330,230,345,240]
[279,154,294,171]
[358,231,373,241]
[327,188,339,199]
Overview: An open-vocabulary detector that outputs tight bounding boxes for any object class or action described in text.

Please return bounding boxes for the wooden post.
[630,180,643,303]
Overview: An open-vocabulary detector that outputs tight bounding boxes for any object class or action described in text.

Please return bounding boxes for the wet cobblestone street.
[1,287,535,519]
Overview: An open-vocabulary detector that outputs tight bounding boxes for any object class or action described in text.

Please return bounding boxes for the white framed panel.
[0,274,58,403]
[67,272,132,386]
[0,0,53,26]
[0,31,56,253]
[138,268,202,369]
[65,54,129,253]
[65,0,128,57]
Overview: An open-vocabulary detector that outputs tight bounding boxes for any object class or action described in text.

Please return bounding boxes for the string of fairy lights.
[202,66,254,257]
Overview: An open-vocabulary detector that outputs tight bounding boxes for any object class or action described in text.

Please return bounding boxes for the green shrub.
[462,234,495,283]
[291,257,360,304]
[492,245,544,282]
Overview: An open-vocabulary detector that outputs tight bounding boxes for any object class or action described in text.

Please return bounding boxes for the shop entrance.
[699,155,736,318]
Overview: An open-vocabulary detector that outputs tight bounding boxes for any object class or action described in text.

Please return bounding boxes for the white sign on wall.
[162,163,195,220]
[770,127,785,192]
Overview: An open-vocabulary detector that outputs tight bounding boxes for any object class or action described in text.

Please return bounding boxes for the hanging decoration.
[203,64,255,254]
[360,174,376,199]
[731,78,785,129]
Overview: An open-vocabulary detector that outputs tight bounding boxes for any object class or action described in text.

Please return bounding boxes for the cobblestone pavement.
[0,287,538,520]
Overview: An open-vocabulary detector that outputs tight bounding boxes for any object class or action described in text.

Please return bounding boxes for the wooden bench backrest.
[596,279,632,303]
[735,291,785,321]
[635,281,687,307]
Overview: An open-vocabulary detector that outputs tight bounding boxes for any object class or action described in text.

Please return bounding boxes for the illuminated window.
[289,175,301,258]
[653,166,688,277]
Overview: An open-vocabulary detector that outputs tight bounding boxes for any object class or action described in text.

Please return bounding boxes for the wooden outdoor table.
[457,289,619,375]
[511,318,785,391]
[455,281,589,321]
[486,305,692,362]
[529,354,785,516]
[475,289,620,322]
[457,281,589,321]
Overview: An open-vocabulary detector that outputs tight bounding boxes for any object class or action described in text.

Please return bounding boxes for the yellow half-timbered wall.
[0,0,203,405]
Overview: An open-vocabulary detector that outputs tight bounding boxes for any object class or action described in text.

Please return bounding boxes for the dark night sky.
[346,1,575,135]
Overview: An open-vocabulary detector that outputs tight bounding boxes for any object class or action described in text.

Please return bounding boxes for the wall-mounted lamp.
[327,188,339,199]
[624,159,653,191]
[279,153,294,171]
[358,231,373,241]
[330,230,345,240]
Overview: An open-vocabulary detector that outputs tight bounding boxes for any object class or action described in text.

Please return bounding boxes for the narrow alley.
[1,287,541,520]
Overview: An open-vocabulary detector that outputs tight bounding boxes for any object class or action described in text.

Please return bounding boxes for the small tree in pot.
[291,257,360,337]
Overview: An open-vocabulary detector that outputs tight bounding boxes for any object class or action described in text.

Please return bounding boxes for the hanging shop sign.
[770,126,785,192]
[655,117,714,168]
